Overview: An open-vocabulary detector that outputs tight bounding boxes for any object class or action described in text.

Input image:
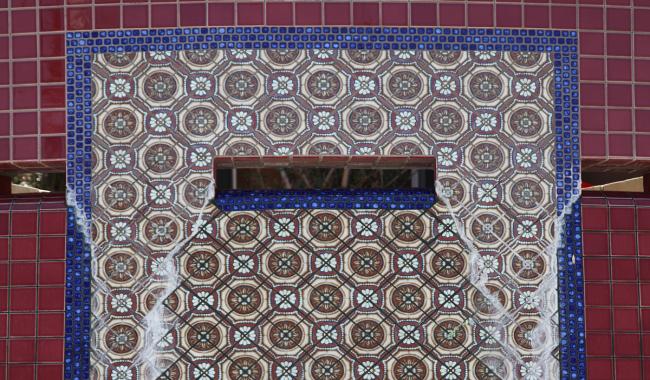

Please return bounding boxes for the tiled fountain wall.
[89,45,563,380]
[1,2,649,378]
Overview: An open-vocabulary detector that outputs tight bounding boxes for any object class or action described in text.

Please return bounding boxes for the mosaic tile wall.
[90,48,560,379]
[0,0,649,170]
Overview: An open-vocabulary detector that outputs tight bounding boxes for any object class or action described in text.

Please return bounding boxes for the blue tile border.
[214,189,437,211]
[65,27,583,380]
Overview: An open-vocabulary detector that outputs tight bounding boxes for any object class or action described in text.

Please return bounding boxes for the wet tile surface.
[90,49,559,379]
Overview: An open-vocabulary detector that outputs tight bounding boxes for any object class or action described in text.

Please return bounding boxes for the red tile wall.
[583,193,650,379]
[0,1,648,169]
[0,195,65,380]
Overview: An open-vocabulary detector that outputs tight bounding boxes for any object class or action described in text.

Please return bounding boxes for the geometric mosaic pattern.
[163,207,558,380]
[92,49,554,158]
[90,49,559,379]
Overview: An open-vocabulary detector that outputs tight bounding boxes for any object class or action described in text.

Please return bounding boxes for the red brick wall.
[0,195,65,380]
[0,1,649,169]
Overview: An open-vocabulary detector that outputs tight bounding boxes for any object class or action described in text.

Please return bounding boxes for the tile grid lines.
[1,0,66,167]
[5,200,13,380]
[65,26,583,379]
[35,0,41,165]
[4,5,650,34]
[1,2,650,165]
[581,5,650,158]
[7,0,13,165]
[2,3,650,41]
[602,8,617,158]
[637,199,645,375]
[2,28,650,39]
[580,198,600,376]
[630,10,637,158]
[582,194,650,378]
[634,197,645,376]
[16,3,650,11]
[601,1,609,159]
[32,200,40,380]
[0,196,67,379]
[606,197,616,378]
[4,199,12,380]
[31,200,57,379]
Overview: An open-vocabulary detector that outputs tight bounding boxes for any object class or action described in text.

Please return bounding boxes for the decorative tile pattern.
[91,48,559,379]
[65,27,583,380]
